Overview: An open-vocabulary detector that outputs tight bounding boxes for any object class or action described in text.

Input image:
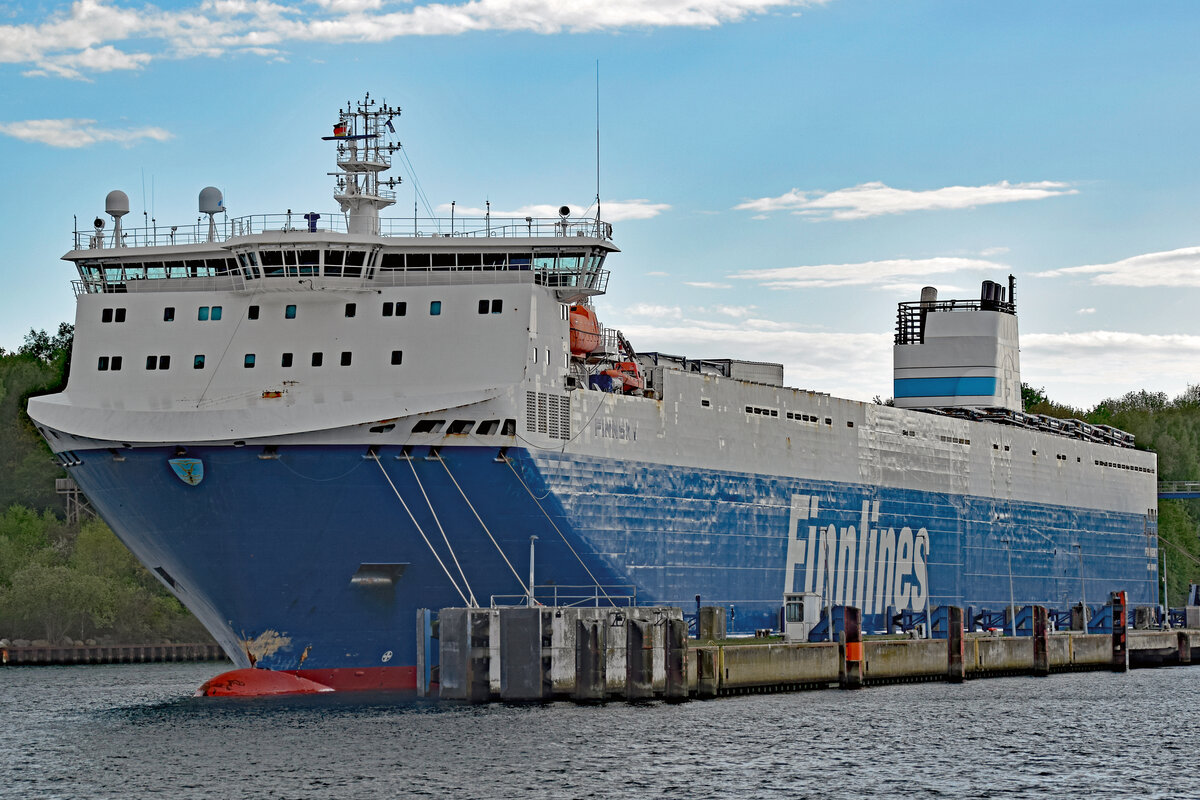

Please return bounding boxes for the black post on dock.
[840,606,863,689]
[625,617,653,701]
[1111,591,1128,673]
[1179,631,1192,666]
[664,617,688,702]
[696,648,719,698]
[1032,605,1049,676]
[573,617,607,703]
[947,606,965,683]
[499,607,546,701]
[416,608,433,698]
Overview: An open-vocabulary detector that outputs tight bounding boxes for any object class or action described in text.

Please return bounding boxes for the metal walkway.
[1158,482,1200,499]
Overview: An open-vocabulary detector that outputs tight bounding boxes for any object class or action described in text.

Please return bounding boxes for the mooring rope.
[372,453,468,606]
[503,455,616,606]
[437,454,530,596]
[407,455,477,608]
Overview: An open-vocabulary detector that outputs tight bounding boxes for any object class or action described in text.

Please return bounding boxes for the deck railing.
[74,214,613,250]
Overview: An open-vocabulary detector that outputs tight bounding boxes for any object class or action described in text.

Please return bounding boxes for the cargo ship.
[28,96,1159,692]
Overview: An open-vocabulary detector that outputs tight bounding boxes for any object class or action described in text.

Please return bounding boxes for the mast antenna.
[595,59,601,232]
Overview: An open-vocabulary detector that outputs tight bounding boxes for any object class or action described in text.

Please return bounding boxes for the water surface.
[1,663,1196,798]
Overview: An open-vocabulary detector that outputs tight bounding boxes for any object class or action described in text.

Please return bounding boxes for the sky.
[3,0,1200,408]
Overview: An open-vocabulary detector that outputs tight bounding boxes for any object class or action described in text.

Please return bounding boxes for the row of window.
[81,250,601,284]
[1095,459,1154,473]
[748,405,841,427]
[408,419,516,436]
[100,350,405,371]
[109,298,504,324]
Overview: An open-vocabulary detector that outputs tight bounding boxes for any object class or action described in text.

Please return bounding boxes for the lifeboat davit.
[569,305,602,357]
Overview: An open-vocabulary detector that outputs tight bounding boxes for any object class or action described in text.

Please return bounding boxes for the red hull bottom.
[197,666,418,696]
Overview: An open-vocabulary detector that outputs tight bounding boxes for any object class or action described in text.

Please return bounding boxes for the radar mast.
[323,93,401,236]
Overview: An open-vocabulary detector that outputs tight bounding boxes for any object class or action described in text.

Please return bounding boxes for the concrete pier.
[431,605,1200,704]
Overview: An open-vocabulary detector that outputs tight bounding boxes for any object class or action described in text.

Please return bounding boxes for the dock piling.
[947,606,965,683]
[1032,606,1049,676]
[573,618,607,702]
[840,606,863,689]
[1111,591,1128,673]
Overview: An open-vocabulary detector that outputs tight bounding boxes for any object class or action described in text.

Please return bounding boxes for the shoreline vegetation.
[1,326,1198,647]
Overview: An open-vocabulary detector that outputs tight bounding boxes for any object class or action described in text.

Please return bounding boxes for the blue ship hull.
[65,443,1157,688]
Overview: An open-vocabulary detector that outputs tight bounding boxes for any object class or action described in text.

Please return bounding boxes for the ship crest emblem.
[168,457,205,486]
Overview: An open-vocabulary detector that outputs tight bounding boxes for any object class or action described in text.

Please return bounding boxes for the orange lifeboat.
[569,305,602,357]
[603,360,645,393]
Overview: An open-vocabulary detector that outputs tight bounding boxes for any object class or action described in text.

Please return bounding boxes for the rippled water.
[2,662,1199,799]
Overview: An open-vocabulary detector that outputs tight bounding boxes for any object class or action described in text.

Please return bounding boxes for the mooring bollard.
[947,606,965,683]
[1111,591,1128,673]
[1178,631,1192,666]
[840,606,863,689]
[1032,605,1049,676]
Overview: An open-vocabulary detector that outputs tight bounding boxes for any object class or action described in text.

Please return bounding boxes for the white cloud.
[704,304,756,317]
[1022,331,1200,407]
[605,300,1200,407]
[0,118,172,147]
[734,180,1077,220]
[644,270,669,277]
[732,256,1004,290]
[437,199,668,222]
[1076,307,1096,314]
[3,0,831,79]
[616,321,893,400]
[625,303,682,318]
[979,246,1010,257]
[683,280,733,289]
[1034,246,1200,287]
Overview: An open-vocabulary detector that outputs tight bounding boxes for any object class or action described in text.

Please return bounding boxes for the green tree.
[0,564,117,642]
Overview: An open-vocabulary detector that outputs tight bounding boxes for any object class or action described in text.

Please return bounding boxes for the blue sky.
[3,0,1200,407]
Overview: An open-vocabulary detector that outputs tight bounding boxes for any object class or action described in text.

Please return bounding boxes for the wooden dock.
[2,642,228,666]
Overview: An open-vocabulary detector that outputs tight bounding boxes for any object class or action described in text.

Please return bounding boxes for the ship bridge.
[66,213,614,304]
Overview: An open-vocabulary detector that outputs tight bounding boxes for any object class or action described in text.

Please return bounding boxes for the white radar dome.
[105,190,130,218]
[199,186,224,215]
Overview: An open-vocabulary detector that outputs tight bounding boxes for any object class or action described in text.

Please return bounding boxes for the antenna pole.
[595,59,601,233]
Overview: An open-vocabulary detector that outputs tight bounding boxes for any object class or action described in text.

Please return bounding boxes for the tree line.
[0,327,210,645]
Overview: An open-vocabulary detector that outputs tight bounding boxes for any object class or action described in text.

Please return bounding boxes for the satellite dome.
[105,190,129,218]
[199,186,224,215]
[558,205,570,217]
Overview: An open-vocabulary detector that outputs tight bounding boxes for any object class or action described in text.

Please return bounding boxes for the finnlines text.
[783,495,930,613]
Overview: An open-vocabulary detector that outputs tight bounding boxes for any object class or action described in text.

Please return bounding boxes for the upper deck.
[67,213,615,301]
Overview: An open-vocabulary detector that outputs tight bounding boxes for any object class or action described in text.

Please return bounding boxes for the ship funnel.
[893,279,1022,412]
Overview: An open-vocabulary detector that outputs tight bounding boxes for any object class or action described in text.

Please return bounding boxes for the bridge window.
[430,301,442,316]
[340,351,352,366]
[248,305,260,320]
[97,356,109,371]
[311,352,323,367]
[281,353,293,368]
[244,354,256,368]
[345,303,357,318]
[285,304,297,320]
[194,355,205,369]
[163,307,175,322]
[391,350,403,365]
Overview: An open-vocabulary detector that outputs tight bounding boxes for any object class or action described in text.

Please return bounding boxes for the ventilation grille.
[525,391,571,439]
